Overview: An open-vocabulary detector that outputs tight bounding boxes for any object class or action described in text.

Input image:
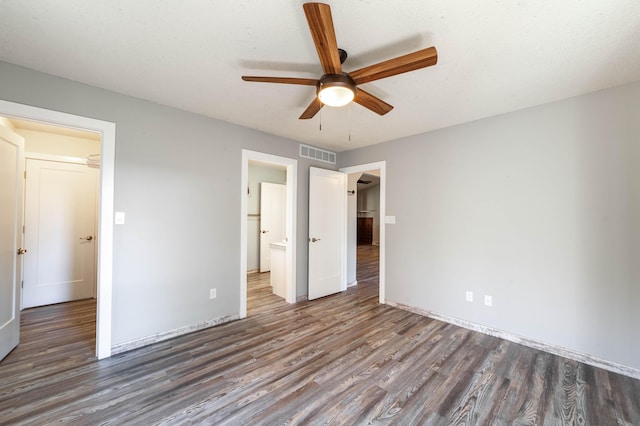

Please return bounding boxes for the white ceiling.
[1,1,638,152]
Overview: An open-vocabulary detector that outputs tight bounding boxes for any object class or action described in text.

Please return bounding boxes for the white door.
[0,124,25,361]
[22,159,98,308]
[308,167,346,300]
[259,182,286,272]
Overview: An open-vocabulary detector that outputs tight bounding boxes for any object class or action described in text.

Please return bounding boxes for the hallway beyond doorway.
[356,244,379,287]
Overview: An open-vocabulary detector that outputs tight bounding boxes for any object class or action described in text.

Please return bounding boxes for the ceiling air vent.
[300,144,336,164]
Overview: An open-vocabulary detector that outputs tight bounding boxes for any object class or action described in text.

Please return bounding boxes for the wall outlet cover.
[466,291,473,302]
[114,211,125,224]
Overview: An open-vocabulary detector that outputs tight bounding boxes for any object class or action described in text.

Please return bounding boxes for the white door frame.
[0,99,115,359]
[340,161,386,304]
[240,150,297,316]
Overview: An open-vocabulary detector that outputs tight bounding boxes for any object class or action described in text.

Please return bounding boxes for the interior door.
[0,123,25,361]
[22,159,98,308]
[308,167,346,300]
[259,182,286,272]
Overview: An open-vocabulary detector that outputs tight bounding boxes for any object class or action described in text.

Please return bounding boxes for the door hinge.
[21,280,24,288]
[24,170,27,179]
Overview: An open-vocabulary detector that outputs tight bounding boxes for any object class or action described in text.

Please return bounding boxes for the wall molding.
[25,152,87,165]
[386,300,640,380]
[111,313,240,355]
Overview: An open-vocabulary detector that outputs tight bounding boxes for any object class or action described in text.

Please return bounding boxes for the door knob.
[17,248,27,255]
[80,236,93,241]
[261,230,269,234]
[310,237,321,242]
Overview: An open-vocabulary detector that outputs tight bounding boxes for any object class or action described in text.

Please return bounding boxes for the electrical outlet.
[465,291,473,302]
[210,288,217,299]
[484,295,492,307]
[115,211,125,224]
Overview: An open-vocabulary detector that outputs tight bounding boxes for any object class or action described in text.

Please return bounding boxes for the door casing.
[340,161,386,304]
[0,99,115,359]
[240,150,297,315]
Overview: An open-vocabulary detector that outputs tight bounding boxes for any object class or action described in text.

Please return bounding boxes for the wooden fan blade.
[299,97,324,119]
[242,76,319,86]
[303,3,342,75]
[353,89,393,116]
[350,47,438,85]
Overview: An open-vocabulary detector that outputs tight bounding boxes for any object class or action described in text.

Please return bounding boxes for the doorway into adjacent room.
[1,117,100,360]
[341,161,386,304]
[355,171,381,294]
[0,99,115,360]
[240,150,297,318]
[246,160,287,314]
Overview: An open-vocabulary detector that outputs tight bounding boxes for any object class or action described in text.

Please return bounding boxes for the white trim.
[25,152,88,165]
[387,300,640,380]
[339,161,386,304]
[0,99,115,360]
[111,313,240,355]
[241,150,297,317]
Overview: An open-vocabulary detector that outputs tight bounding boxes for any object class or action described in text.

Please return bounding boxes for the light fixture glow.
[317,74,356,107]
[318,85,354,107]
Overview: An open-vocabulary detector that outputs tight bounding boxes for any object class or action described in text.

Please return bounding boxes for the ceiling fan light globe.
[318,85,355,107]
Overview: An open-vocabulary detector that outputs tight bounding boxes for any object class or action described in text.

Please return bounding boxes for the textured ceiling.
[1,1,639,152]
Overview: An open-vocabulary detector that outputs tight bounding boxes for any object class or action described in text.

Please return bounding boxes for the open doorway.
[13,119,101,309]
[355,171,380,292]
[240,150,297,318]
[0,99,115,359]
[341,162,386,304]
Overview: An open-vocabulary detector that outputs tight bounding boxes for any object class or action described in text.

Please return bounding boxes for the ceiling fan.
[242,2,438,120]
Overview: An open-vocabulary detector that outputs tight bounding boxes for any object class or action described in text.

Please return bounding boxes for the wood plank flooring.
[1,245,639,424]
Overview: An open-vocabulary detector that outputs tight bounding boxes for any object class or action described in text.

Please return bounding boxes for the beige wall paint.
[16,128,100,158]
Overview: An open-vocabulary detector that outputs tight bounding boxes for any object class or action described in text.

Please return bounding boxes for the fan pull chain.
[319,109,322,132]
[348,104,352,142]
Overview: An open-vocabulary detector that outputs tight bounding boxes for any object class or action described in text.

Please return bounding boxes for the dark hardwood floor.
[1,244,639,424]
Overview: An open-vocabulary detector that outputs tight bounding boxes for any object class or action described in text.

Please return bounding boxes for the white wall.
[0,60,331,348]
[340,81,640,371]
[246,162,286,271]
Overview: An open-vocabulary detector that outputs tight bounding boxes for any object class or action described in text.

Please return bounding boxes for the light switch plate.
[115,211,125,225]
[385,216,396,224]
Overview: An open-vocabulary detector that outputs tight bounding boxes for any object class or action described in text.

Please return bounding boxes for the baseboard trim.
[111,313,240,355]
[347,280,358,287]
[296,295,308,302]
[386,300,640,380]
